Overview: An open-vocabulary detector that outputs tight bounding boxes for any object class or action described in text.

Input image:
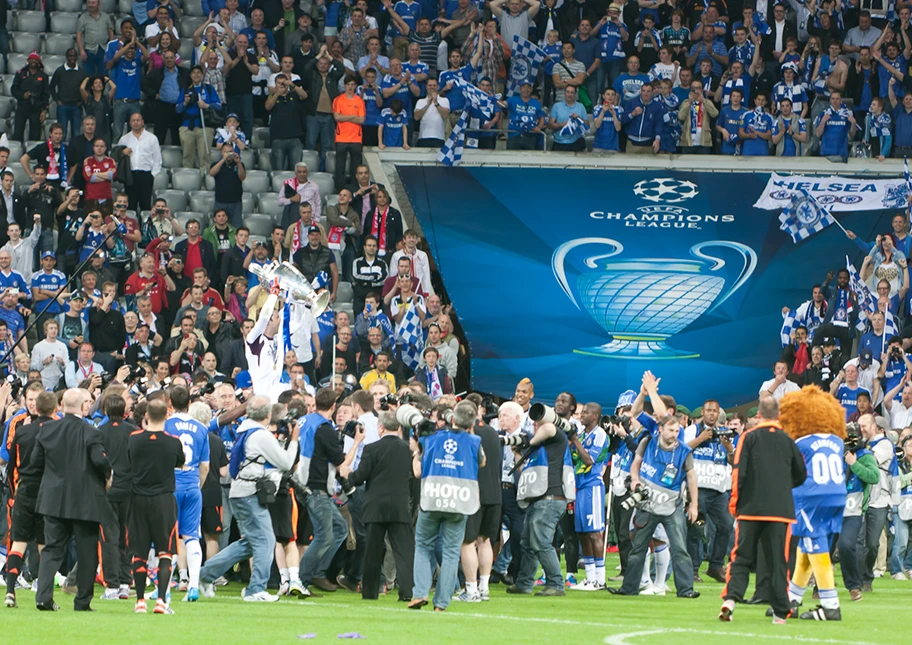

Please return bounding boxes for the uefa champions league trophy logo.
[552,238,757,359]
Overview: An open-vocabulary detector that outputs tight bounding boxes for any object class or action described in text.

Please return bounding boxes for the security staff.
[507,407,576,597]
[682,399,735,583]
[31,389,113,611]
[608,414,700,599]
[409,401,484,612]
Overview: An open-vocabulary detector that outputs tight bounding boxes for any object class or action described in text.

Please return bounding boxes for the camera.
[438,408,454,426]
[480,397,499,423]
[379,393,399,411]
[397,403,436,439]
[500,433,530,449]
[620,483,650,511]
[891,346,904,361]
[155,207,165,215]
[712,426,734,441]
[275,413,297,439]
[601,414,631,434]
[100,371,115,388]
[7,375,22,400]
[845,422,862,452]
[122,365,146,385]
[341,419,363,439]
[529,403,572,434]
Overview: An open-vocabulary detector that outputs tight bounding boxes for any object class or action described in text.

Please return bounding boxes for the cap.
[675,404,691,417]
[781,61,799,74]
[41,250,55,259]
[615,389,637,410]
[307,225,321,235]
[748,406,759,417]
[70,290,87,302]
[692,406,703,418]
[875,415,889,431]
[235,370,252,389]
[226,112,239,121]
[94,249,106,259]
[311,270,329,290]
[27,51,42,62]
[821,336,837,345]
[520,78,533,86]
[859,348,874,366]
[136,321,150,329]
[608,2,622,11]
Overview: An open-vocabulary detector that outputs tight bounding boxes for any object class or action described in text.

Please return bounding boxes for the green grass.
[2,557,908,645]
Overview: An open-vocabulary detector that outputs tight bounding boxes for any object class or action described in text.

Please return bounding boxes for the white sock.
[655,546,670,588]
[595,558,605,586]
[289,567,300,584]
[479,575,490,592]
[640,550,653,587]
[148,551,159,571]
[584,562,596,581]
[466,581,478,595]
[280,568,289,583]
[186,540,203,589]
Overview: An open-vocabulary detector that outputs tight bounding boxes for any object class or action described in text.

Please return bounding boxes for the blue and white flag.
[508,35,546,97]
[778,189,837,243]
[848,255,900,337]
[558,115,589,139]
[904,156,912,201]
[438,77,495,167]
[396,304,425,371]
[780,300,825,346]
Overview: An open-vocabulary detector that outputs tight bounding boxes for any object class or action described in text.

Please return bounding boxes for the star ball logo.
[443,439,458,455]
[633,178,699,204]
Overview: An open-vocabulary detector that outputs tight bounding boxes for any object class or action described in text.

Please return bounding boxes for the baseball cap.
[781,61,798,74]
[307,225,321,235]
[675,404,691,417]
[226,112,239,121]
[615,389,637,410]
[692,406,703,418]
[747,406,759,418]
[821,336,837,346]
[520,78,533,86]
[27,51,42,62]
[136,321,150,329]
[875,415,889,431]
[70,290,87,302]
[235,371,253,389]
[859,348,874,367]
[41,250,55,259]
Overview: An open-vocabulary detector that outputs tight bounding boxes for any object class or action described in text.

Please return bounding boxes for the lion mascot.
[778,384,847,621]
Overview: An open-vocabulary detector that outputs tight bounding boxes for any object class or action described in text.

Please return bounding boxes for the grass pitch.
[1,557,907,645]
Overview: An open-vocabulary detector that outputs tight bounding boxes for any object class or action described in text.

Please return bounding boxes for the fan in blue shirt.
[506,90,545,140]
[739,95,776,156]
[439,48,480,112]
[717,89,747,154]
[379,104,409,148]
[614,58,651,103]
[592,89,624,152]
[815,93,858,157]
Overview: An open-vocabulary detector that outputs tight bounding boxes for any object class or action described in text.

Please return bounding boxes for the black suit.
[349,434,414,600]
[761,18,798,61]
[30,413,112,610]
[0,189,24,247]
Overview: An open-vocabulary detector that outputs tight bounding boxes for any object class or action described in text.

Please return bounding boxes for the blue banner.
[398,167,897,408]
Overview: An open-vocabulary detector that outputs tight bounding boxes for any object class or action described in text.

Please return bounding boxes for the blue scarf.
[690,99,703,138]
[426,365,443,400]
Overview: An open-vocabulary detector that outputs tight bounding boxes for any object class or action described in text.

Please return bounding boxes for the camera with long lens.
[100,371,115,388]
[620,483,650,511]
[7,375,22,400]
[438,408,454,427]
[529,403,575,438]
[234,387,247,403]
[379,393,399,411]
[397,403,437,439]
[480,397,499,423]
[122,365,146,385]
[500,433,530,449]
[845,422,862,452]
[600,414,631,435]
[275,413,298,440]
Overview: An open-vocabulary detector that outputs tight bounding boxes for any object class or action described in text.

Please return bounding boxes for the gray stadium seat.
[155,189,189,212]
[1,75,15,96]
[12,32,42,54]
[0,97,13,119]
[255,149,272,172]
[336,281,353,304]
[241,193,255,214]
[175,212,205,233]
[178,39,194,64]
[171,168,204,192]
[243,214,275,237]
[335,302,354,318]
[180,17,207,38]
[310,172,335,198]
[44,34,76,55]
[56,0,83,12]
[118,0,133,14]
[100,0,116,11]
[189,191,216,215]
[185,0,205,15]
[242,170,270,194]
[209,147,221,165]
[0,58,5,75]
[5,141,23,161]
[8,55,29,74]
[153,172,171,191]
[240,149,255,168]
[16,12,45,34]
[251,127,270,149]
[10,166,30,186]
[301,150,319,173]
[43,56,66,72]
[325,194,339,208]
[256,193,282,217]
[204,175,215,191]
[271,171,293,192]
[324,151,335,175]
[50,13,79,35]
[161,146,183,169]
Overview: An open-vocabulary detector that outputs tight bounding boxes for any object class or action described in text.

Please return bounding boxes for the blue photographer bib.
[690,424,732,492]
[419,430,481,515]
[298,412,336,494]
[516,442,576,509]
[638,436,691,516]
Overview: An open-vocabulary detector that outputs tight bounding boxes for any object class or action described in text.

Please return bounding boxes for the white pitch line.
[603,628,883,645]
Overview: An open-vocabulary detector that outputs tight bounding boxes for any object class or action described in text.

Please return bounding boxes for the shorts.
[174,487,203,541]
[465,503,502,543]
[269,490,298,543]
[201,505,223,536]
[630,509,668,542]
[294,489,314,546]
[793,503,844,546]
[324,27,339,37]
[128,493,178,557]
[574,484,606,534]
[10,490,44,545]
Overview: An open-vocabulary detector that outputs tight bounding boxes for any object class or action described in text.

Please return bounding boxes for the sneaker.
[607,574,625,582]
[533,575,546,587]
[134,600,147,614]
[54,573,66,588]
[183,588,200,602]
[30,580,37,593]
[201,583,216,599]
[213,576,229,587]
[861,582,873,593]
[336,574,359,593]
[565,574,578,588]
[719,600,735,622]
[772,616,788,625]
[534,587,566,597]
[891,572,908,581]
[15,575,30,591]
[148,588,171,603]
[5,593,16,608]
[766,601,800,617]
[653,585,666,596]
[153,599,174,615]
[570,579,599,591]
[278,581,290,596]
[678,590,701,599]
[178,579,189,592]
[905,570,912,580]
[480,588,490,601]
[101,587,121,600]
[638,583,656,596]
[849,588,862,602]
[243,590,280,602]
[288,581,309,597]
[453,590,482,602]
[800,605,842,621]
[119,585,131,600]
[873,570,884,579]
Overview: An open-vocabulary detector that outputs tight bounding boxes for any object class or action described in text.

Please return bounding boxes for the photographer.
[682,399,734,584]
[607,414,700,599]
[409,401,484,611]
[506,406,575,598]
[891,437,912,583]
[198,395,299,602]
[492,401,528,586]
[297,388,362,595]
[838,423,880,601]
[857,413,899,593]
[338,410,415,601]
[209,144,246,229]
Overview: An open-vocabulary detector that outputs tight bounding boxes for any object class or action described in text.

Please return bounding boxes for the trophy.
[250,261,331,316]
[552,238,757,359]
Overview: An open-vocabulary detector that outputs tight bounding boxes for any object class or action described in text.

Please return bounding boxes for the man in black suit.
[340,410,414,601]
[761,3,799,75]
[141,50,191,145]
[29,388,112,611]
[0,170,22,247]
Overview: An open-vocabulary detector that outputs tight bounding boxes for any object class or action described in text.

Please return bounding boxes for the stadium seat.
[43,55,66,72]
[209,147,221,165]
[10,165,30,186]
[336,281,353,304]
[0,97,13,119]
[161,146,183,169]
[255,149,272,172]
[243,214,275,237]
[12,32,42,54]
[256,193,282,217]
[204,174,216,191]
[180,17,207,37]
[0,59,5,75]
[15,12,45,34]
[117,0,133,14]
[44,34,77,55]
[178,39,194,64]
[153,172,171,191]
[251,127,270,149]
[185,0,205,15]
[311,172,335,197]
[1,75,14,96]
[324,151,336,175]
[171,168,204,192]
[50,13,79,35]
[5,140,23,161]
[335,302,354,318]
[325,194,339,208]
[189,191,216,214]
[175,212,206,232]
[8,54,29,74]
[99,0,116,11]
[241,192,255,214]
[56,0,83,12]
[271,171,294,192]
[240,149,255,169]
[155,189,189,212]
[301,150,320,173]
[242,170,270,194]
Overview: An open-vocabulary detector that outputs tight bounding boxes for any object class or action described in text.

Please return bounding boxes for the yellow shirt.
[359,369,396,393]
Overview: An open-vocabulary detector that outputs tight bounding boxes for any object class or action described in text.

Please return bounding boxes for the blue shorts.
[793,503,843,545]
[174,487,203,541]
[574,484,605,534]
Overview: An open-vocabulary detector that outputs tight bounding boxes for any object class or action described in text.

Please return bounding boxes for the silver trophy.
[250,261,331,316]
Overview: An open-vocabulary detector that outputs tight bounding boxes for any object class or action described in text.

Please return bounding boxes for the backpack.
[228,428,259,479]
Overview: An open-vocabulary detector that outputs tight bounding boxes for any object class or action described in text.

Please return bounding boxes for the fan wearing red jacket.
[124,254,175,313]
[82,139,116,214]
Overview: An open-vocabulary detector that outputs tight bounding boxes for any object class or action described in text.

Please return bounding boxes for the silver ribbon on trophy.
[250,261,331,316]
[552,238,757,359]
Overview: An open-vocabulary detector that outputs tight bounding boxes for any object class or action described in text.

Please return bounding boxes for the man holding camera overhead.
[682,399,735,584]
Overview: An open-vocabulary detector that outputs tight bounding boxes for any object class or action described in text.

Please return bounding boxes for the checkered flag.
[559,115,589,139]
[508,35,546,97]
[438,78,495,167]
[780,309,798,347]
[904,156,912,203]
[396,305,425,371]
[778,189,837,243]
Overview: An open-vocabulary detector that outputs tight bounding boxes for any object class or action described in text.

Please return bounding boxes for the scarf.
[371,206,390,255]
[426,365,443,400]
[558,114,589,138]
[834,287,852,327]
[869,111,892,138]
[46,139,67,183]
[793,342,809,374]
[291,218,304,253]
[690,99,703,140]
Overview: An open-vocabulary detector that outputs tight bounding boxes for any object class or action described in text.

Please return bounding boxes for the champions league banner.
[397,167,899,408]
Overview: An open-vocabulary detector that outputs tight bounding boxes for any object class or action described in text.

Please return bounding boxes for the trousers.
[101,499,131,588]
[37,517,99,610]
[724,520,791,619]
[362,521,414,600]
